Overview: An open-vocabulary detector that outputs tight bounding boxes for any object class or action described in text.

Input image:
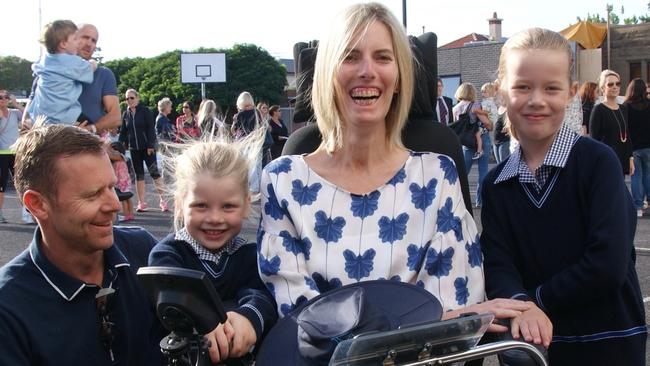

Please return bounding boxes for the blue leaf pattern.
[267,157,292,175]
[343,249,376,280]
[454,277,469,305]
[312,272,342,293]
[425,247,455,277]
[259,253,281,276]
[437,197,463,242]
[410,178,437,211]
[387,168,406,186]
[390,275,401,282]
[264,183,289,220]
[378,213,409,243]
[291,180,322,206]
[416,280,425,288]
[438,155,458,185]
[280,303,294,316]
[406,243,428,272]
[314,211,346,243]
[305,276,318,291]
[465,234,482,268]
[279,231,312,260]
[350,191,381,219]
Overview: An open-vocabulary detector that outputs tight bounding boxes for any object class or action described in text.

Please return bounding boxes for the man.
[435,78,454,125]
[0,125,163,365]
[26,24,121,134]
[76,24,121,134]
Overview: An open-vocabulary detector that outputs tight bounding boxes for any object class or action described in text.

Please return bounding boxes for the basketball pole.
[201,82,206,100]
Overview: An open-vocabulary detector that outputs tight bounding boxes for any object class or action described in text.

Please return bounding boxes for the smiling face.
[602,75,621,99]
[502,49,576,148]
[335,20,398,129]
[125,91,139,109]
[181,174,250,251]
[42,153,121,253]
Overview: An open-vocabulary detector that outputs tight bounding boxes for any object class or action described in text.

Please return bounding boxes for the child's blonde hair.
[41,20,77,54]
[164,127,266,231]
[496,28,574,140]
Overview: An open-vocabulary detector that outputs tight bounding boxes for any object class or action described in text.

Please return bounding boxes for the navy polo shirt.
[0,226,165,366]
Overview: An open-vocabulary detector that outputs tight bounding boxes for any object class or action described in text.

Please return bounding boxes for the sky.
[4,0,648,62]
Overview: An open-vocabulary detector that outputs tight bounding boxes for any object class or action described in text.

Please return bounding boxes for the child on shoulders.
[27,20,96,125]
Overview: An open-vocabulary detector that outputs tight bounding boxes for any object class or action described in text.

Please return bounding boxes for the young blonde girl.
[148,129,276,364]
[481,28,646,365]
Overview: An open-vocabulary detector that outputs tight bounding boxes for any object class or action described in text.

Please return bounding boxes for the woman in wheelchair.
[257,1,531,352]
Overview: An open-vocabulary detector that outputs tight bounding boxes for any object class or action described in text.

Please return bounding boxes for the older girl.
[481,28,646,365]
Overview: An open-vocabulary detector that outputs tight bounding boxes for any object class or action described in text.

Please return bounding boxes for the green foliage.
[579,3,650,24]
[111,44,287,121]
[0,56,34,94]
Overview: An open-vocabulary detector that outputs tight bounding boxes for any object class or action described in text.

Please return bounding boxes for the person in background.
[625,79,650,218]
[436,77,454,125]
[579,81,598,135]
[257,101,269,122]
[0,124,165,365]
[0,90,24,223]
[119,89,167,212]
[481,28,646,365]
[590,70,634,177]
[175,101,200,141]
[108,141,135,222]
[268,105,288,160]
[155,97,175,143]
[149,133,276,364]
[26,20,96,125]
[492,97,510,164]
[453,82,493,207]
[232,92,263,193]
[197,99,223,138]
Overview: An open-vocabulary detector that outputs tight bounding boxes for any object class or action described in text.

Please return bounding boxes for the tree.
[578,3,649,24]
[0,56,34,94]
[113,44,287,121]
[104,57,144,87]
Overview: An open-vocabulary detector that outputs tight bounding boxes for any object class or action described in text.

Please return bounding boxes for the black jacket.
[119,104,156,150]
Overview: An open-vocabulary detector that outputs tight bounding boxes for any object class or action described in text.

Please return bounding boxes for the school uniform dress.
[258,152,485,317]
[481,125,646,365]
[149,230,277,345]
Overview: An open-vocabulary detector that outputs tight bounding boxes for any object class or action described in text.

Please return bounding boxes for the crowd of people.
[0,3,648,366]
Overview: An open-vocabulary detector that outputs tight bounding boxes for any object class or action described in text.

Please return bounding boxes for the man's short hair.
[13,125,105,202]
[41,20,77,54]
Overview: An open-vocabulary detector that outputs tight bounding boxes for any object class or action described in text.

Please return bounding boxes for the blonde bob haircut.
[597,69,620,91]
[311,2,414,153]
[495,28,574,140]
[454,82,477,102]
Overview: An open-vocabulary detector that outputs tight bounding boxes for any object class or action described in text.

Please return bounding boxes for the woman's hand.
[510,302,553,348]
[206,320,235,363]
[226,311,258,358]
[630,158,635,176]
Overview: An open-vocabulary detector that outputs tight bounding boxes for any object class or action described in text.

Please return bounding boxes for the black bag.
[448,102,478,149]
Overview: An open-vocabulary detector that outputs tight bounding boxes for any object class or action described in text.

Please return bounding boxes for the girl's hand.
[226,311,257,358]
[442,299,531,333]
[206,320,235,363]
[630,158,635,176]
[510,302,553,348]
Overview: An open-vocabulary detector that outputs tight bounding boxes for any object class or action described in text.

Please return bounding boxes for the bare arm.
[95,95,121,132]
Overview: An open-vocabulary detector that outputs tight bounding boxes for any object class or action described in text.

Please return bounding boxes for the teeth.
[351,88,380,98]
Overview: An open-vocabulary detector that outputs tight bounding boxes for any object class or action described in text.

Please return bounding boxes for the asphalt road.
[0,164,648,364]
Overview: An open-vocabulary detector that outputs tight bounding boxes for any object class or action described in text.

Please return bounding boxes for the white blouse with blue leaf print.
[258,151,485,317]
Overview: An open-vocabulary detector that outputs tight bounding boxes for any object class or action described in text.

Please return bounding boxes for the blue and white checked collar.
[175,227,248,265]
[495,124,580,184]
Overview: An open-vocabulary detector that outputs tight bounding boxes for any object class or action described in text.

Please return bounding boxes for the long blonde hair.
[311,2,413,153]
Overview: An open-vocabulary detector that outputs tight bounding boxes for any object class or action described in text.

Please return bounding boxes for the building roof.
[559,21,607,49]
[439,33,490,49]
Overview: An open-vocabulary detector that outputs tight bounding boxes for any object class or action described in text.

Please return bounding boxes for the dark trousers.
[130,149,161,180]
[0,154,15,192]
